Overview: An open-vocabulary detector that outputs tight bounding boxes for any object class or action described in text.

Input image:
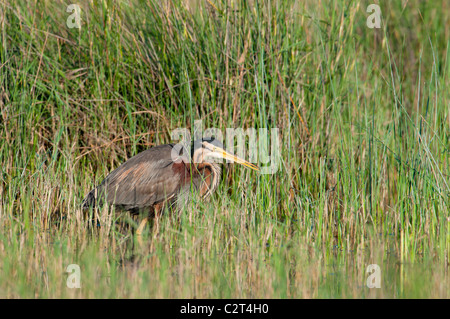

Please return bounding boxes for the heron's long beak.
[214,147,260,171]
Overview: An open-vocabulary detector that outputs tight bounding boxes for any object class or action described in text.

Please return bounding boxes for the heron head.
[192,137,259,171]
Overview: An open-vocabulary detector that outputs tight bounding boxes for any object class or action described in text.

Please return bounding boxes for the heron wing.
[83,144,189,211]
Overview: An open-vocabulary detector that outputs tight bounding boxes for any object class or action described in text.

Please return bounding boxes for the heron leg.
[136,217,148,237]
[153,204,164,234]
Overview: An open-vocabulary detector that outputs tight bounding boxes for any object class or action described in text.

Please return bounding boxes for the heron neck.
[195,161,222,197]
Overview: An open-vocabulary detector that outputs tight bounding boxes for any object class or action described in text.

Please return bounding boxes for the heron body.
[82,138,258,220]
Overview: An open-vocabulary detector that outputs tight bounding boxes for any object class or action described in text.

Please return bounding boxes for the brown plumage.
[82,137,258,219]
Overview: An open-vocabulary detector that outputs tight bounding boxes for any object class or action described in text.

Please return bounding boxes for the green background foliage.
[0,0,449,297]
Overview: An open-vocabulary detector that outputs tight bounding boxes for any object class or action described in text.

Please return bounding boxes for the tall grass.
[0,0,449,298]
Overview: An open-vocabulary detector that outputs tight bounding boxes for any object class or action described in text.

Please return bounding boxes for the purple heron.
[82,137,259,234]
